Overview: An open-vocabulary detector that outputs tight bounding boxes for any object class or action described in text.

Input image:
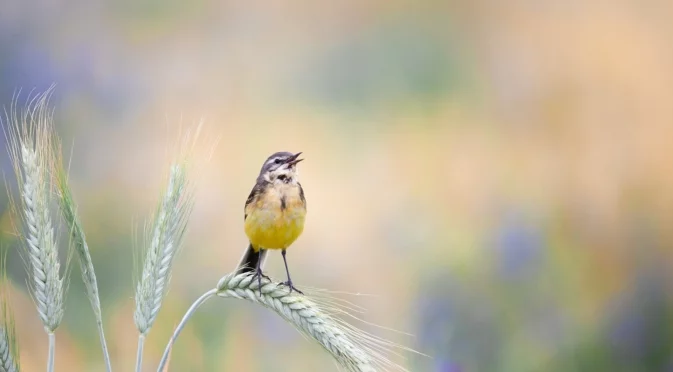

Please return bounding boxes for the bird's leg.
[279,249,303,294]
[250,248,269,295]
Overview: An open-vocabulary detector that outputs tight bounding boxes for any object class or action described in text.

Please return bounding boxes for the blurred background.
[1,0,673,371]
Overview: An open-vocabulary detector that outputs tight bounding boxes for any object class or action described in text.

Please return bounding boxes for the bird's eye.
[278,174,288,182]
[274,158,282,164]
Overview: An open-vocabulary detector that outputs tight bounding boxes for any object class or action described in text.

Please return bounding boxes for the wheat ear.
[17,133,64,333]
[134,164,193,371]
[215,273,378,371]
[158,272,412,372]
[6,90,66,372]
[55,165,112,372]
[0,250,20,372]
[0,327,18,372]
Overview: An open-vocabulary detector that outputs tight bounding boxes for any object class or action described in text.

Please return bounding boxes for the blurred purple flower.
[435,357,462,372]
[492,208,544,280]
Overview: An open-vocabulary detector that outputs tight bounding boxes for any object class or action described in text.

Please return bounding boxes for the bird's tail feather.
[236,243,267,275]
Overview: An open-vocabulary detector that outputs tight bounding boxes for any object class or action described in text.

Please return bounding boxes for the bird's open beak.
[286,152,304,166]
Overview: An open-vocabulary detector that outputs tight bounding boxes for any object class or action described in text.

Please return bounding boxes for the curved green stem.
[47,332,55,372]
[97,320,113,372]
[136,334,145,372]
[156,289,217,372]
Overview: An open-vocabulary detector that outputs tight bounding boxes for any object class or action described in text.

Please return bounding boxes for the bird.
[236,151,307,294]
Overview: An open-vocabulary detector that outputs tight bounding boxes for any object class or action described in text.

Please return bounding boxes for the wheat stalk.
[155,289,215,371]
[134,163,193,371]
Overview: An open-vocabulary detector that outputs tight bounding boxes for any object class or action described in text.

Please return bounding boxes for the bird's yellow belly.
[245,203,305,250]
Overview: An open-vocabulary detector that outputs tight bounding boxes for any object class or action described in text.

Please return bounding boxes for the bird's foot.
[250,269,270,294]
[251,270,270,281]
[279,280,303,295]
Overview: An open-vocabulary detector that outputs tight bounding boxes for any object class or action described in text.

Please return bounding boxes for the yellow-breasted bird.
[237,151,306,294]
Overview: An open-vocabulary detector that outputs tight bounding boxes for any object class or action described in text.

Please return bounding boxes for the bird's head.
[258,151,303,184]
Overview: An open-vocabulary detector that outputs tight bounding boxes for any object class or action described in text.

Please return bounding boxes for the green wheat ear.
[158,272,420,372]
[5,88,69,372]
[134,162,194,372]
[54,148,112,372]
[0,249,20,372]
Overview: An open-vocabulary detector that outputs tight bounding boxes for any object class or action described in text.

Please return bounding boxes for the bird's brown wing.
[244,182,265,220]
[298,182,306,208]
